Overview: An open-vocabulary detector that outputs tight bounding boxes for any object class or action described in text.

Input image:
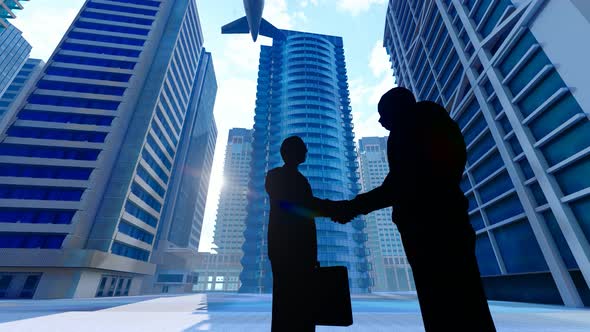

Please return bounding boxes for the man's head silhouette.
[281,136,307,167]
[378,87,417,131]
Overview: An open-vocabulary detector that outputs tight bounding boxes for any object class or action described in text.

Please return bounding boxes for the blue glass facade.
[239,30,371,294]
[0,0,29,29]
[0,58,43,129]
[0,0,212,299]
[0,24,30,97]
[385,0,590,306]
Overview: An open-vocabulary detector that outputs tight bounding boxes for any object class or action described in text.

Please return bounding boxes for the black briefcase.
[313,265,353,326]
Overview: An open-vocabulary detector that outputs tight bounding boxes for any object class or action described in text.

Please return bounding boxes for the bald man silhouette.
[338,87,496,331]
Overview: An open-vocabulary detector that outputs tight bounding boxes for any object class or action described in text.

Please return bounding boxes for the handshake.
[318,198,362,225]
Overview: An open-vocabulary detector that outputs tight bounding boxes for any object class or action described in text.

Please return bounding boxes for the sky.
[11,0,394,253]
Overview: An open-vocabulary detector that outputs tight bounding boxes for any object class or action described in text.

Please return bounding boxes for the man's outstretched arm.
[351,173,396,216]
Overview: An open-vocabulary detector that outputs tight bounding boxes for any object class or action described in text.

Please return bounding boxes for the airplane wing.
[259,18,285,40]
[221,16,250,34]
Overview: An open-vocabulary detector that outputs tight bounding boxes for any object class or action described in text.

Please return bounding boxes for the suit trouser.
[270,259,316,332]
[400,224,496,332]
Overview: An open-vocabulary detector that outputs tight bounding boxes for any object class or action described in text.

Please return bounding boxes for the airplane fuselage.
[244,0,264,41]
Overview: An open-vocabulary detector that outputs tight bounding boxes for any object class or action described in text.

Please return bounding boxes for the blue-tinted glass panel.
[136,166,165,197]
[0,164,92,180]
[528,94,583,141]
[53,54,136,70]
[46,67,132,82]
[0,209,75,224]
[68,31,145,46]
[518,158,534,180]
[61,42,141,57]
[86,2,158,16]
[18,110,114,126]
[29,94,120,111]
[478,171,514,204]
[470,211,485,230]
[118,221,154,244]
[553,155,590,196]
[493,219,549,273]
[499,31,536,76]
[0,144,101,161]
[80,11,153,26]
[485,192,524,224]
[37,80,126,96]
[463,113,487,144]
[131,183,162,212]
[0,186,84,201]
[111,241,150,261]
[124,201,158,227]
[472,151,504,183]
[570,196,590,247]
[542,210,578,269]
[475,233,501,275]
[7,126,107,143]
[105,0,160,7]
[74,20,150,36]
[0,233,66,249]
[467,132,495,164]
[517,71,564,118]
[507,50,549,96]
[541,120,590,167]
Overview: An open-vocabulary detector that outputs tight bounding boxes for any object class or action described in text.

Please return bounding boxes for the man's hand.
[330,200,358,224]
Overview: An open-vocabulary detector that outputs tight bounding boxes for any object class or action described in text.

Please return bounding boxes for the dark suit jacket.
[265,166,330,267]
[354,101,468,230]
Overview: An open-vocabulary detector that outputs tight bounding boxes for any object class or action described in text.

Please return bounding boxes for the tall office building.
[0,0,30,29]
[0,58,43,131]
[0,24,30,97]
[0,0,210,299]
[358,137,414,291]
[195,128,253,293]
[239,29,372,293]
[145,51,218,294]
[384,0,590,306]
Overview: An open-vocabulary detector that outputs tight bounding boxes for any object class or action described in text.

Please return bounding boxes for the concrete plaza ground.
[1,292,589,331]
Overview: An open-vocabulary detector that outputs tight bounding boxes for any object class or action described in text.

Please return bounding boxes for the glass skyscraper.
[239,29,372,294]
[195,128,253,292]
[0,24,30,97]
[0,0,29,29]
[146,51,218,295]
[0,58,43,131]
[358,136,414,291]
[384,0,590,306]
[0,0,210,299]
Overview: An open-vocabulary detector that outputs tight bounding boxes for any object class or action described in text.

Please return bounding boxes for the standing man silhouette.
[265,136,337,332]
[339,87,496,331]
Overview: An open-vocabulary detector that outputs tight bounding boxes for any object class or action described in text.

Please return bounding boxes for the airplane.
[221,0,284,41]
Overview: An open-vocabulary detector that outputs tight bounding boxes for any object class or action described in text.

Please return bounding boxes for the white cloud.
[349,39,396,141]
[369,40,391,77]
[336,0,388,16]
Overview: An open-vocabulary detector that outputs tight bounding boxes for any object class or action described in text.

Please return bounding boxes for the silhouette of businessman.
[265,136,339,332]
[336,87,496,331]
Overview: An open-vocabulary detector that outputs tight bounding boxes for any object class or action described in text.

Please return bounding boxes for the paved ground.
[1,292,589,331]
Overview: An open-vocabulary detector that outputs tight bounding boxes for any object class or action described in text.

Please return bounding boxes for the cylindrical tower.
[240,30,371,293]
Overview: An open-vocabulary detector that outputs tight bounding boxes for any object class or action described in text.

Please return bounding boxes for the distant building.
[195,128,253,292]
[0,0,212,299]
[240,29,371,294]
[146,51,218,295]
[384,0,590,306]
[0,58,43,131]
[193,252,242,292]
[358,137,414,292]
[0,24,30,97]
[0,0,30,29]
